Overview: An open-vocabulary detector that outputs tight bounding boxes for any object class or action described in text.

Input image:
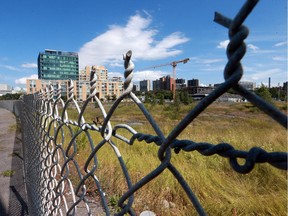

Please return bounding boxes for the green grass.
[50,101,287,215]
[2,170,15,177]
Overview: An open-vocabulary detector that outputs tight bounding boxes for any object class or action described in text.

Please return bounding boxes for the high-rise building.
[152,76,175,91]
[187,79,199,87]
[152,80,160,91]
[165,76,174,91]
[38,49,79,80]
[140,80,150,92]
[133,84,139,92]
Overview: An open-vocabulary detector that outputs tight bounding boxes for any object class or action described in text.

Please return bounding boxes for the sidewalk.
[0,108,28,215]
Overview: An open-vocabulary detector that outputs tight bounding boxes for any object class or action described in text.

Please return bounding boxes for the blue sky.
[0,0,287,90]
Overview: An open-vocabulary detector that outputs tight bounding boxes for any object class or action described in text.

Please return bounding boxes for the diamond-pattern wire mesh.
[20,0,287,215]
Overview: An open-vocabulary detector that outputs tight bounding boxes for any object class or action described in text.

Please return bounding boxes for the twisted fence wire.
[20,0,287,215]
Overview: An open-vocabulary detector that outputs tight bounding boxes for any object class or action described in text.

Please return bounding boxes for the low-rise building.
[217,93,244,102]
[239,81,256,91]
[176,78,186,89]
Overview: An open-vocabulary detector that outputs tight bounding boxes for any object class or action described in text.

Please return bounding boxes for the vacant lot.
[59,101,287,215]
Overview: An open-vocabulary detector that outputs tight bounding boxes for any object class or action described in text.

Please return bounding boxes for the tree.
[254,84,273,103]
[0,93,22,100]
[144,91,155,104]
[158,93,164,105]
[179,90,191,105]
[111,94,117,101]
[269,87,286,101]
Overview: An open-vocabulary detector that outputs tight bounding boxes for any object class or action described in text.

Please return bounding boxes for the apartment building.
[77,66,123,101]
[27,65,123,101]
[187,79,199,87]
[152,76,174,91]
[139,80,150,92]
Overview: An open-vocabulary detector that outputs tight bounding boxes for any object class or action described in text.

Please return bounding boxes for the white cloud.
[133,70,169,82]
[108,69,170,82]
[243,68,282,81]
[273,41,287,47]
[199,83,207,87]
[15,74,38,85]
[21,63,37,68]
[108,71,123,79]
[200,65,225,72]
[217,41,260,52]
[14,86,22,91]
[247,44,259,51]
[248,49,276,54]
[78,13,189,69]
[217,40,229,49]
[272,56,286,61]
[189,56,225,72]
[0,62,37,72]
[0,64,20,71]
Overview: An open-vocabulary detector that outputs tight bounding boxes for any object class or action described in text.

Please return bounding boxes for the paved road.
[0,108,28,215]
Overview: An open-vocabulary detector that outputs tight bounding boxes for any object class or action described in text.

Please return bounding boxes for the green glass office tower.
[38,49,79,80]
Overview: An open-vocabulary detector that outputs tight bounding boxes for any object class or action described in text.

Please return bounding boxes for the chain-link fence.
[19,0,287,215]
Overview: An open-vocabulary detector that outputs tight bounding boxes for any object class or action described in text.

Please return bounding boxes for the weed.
[2,170,15,177]
[50,102,287,215]
[109,195,120,207]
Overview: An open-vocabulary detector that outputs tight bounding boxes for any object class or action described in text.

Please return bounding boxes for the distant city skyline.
[0,0,286,90]
[134,77,263,92]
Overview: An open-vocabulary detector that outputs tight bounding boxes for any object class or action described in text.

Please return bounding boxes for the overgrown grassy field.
[58,101,287,215]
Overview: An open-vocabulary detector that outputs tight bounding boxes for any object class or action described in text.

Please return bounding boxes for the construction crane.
[139,58,190,101]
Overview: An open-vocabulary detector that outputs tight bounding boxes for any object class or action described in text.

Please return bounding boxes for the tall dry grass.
[55,101,287,215]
